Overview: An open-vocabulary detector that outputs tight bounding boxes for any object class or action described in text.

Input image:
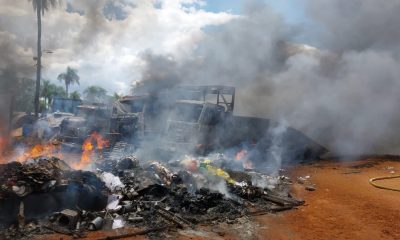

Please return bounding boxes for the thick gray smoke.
[138,1,400,155]
[69,0,108,51]
[0,31,35,129]
[304,0,400,52]
[0,32,34,88]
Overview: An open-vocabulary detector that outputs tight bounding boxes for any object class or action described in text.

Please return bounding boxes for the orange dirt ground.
[37,157,400,240]
[255,157,400,240]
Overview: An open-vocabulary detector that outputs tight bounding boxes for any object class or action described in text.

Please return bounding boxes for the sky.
[205,0,307,23]
[0,0,310,96]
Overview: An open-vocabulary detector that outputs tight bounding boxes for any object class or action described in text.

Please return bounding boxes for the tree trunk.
[34,1,42,118]
[66,83,69,98]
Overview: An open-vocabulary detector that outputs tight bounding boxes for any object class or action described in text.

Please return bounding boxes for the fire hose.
[369,175,400,192]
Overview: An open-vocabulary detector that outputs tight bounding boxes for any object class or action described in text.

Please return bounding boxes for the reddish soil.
[36,157,400,240]
[256,158,400,240]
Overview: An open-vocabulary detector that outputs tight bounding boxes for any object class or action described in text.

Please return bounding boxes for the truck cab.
[109,95,147,142]
[162,86,235,155]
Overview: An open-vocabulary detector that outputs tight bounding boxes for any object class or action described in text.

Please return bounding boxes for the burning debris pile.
[0,152,304,239]
[0,83,326,239]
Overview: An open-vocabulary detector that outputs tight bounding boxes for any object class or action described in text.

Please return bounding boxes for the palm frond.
[57,73,67,81]
[29,0,37,11]
[29,0,62,15]
[67,67,80,85]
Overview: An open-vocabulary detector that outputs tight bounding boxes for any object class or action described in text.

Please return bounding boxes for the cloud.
[0,0,237,94]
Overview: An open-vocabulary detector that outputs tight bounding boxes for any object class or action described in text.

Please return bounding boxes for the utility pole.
[34,0,42,118]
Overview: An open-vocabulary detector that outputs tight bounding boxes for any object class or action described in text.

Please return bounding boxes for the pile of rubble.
[0,155,304,239]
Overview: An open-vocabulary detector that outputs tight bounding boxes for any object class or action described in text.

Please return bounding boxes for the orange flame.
[91,132,109,150]
[16,142,60,163]
[72,138,94,170]
[235,149,248,161]
[71,132,108,170]
[235,149,253,170]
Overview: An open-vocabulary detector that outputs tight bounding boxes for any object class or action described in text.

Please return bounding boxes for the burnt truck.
[161,86,235,155]
[111,85,327,163]
[162,86,327,161]
[59,104,110,147]
[109,95,147,142]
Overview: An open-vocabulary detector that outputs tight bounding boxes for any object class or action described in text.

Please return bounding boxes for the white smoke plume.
[138,1,400,156]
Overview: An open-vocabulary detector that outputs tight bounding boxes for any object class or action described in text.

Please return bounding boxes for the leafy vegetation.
[69,91,81,100]
[41,80,67,109]
[57,66,80,97]
[84,86,107,103]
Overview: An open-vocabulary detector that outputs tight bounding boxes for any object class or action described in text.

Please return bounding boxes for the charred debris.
[0,85,327,239]
[0,155,303,239]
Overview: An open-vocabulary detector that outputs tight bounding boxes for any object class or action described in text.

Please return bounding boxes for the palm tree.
[70,91,81,100]
[84,86,107,103]
[29,0,60,118]
[41,80,66,109]
[57,66,80,97]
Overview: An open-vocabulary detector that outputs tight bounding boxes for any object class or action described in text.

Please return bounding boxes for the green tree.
[29,0,60,118]
[53,85,67,98]
[84,86,107,103]
[70,91,81,100]
[41,80,66,109]
[57,66,80,97]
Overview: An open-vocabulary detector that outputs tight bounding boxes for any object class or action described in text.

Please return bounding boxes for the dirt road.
[256,157,400,240]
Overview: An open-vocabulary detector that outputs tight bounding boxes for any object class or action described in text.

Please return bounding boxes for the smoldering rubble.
[0,153,305,239]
